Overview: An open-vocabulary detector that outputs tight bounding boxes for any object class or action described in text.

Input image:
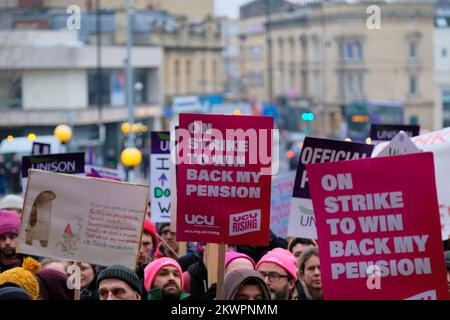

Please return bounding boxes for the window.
[249,45,263,60]
[442,48,448,57]
[338,74,345,98]
[200,60,206,91]
[443,89,450,127]
[212,60,217,92]
[356,73,364,96]
[313,39,320,62]
[313,72,321,97]
[346,42,353,60]
[409,75,417,95]
[355,41,363,60]
[186,60,191,93]
[174,60,180,94]
[0,72,22,109]
[409,42,417,59]
[346,74,353,97]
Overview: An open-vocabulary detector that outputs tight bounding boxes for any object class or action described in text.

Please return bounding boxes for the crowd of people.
[0,193,449,300]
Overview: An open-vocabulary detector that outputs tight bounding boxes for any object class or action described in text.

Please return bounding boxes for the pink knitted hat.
[143,257,183,291]
[225,251,255,269]
[256,248,298,281]
[0,210,20,236]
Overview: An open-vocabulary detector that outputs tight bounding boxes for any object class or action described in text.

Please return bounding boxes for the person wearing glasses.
[256,248,298,300]
[155,223,179,260]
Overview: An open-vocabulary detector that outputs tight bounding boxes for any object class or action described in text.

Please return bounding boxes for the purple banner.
[151,132,170,154]
[22,153,85,178]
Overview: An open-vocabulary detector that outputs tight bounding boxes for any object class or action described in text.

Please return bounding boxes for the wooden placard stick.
[215,243,226,300]
[156,233,180,259]
[178,242,187,257]
[205,243,219,287]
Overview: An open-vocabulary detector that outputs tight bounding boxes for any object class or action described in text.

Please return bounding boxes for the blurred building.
[0,29,163,163]
[232,1,436,137]
[114,11,223,106]
[434,1,450,129]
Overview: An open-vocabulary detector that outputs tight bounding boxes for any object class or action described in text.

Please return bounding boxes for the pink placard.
[176,113,273,245]
[307,152,448,300]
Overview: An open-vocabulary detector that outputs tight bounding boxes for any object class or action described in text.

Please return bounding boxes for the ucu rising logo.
[185,214,215,226]
[229,209,261,236]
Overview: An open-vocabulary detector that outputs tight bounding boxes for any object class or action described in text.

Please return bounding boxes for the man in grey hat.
[97,265,142,300]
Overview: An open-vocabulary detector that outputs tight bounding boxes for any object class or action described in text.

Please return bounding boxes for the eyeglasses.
[259,272,290,282]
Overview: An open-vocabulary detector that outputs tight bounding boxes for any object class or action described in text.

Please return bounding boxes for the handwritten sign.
[16,169,149,269]
[270,172,295,238]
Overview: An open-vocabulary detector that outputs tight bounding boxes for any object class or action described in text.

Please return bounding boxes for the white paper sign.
[17,169,149,268]
[373,131,422,157]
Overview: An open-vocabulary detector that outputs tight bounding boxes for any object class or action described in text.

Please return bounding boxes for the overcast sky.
[214,0,253,19]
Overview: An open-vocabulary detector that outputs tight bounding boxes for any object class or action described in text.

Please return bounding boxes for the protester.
[0,257,41,300]
[236,230,288,264]
[79,262,99,300]
[97,265,142,300]
[144,257,190,300]
[223,269,271,300]
[0,194,24,217]
[182,245,210,299]
[5,154,21,194]
[0,210,23,272]
[298,247,322,300]
[40,258,69,274]
[256,248,297,300]
[35,268,74,300]
[445,250,450,297]
[177,242,203,272]
[225,251,255,276]
[155,223,179,260]
[0,282,31,300]
[135,219,158,299]
[0,155,6,195]
[288,238,314,265]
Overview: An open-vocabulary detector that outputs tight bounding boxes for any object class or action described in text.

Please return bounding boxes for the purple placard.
[22,153,85,178]
[292,137,374,198]
[151,132,170,154]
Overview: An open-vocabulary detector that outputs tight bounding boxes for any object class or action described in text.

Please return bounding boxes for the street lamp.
[121,147,142,181]
[54,124,72,153]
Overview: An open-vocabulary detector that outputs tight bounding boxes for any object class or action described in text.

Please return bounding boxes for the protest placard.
[176,113,273,245]
[16,169,149,269]
[85,165,123,181]
[373,131,422,157]
[270,172,295,239]
[412,128,450,240]
[150,132,172,223]
[307,153,448,300]
[32,142,51,155]
[288,137,373,239]
[370,124,420,141]
[21,153,85,192]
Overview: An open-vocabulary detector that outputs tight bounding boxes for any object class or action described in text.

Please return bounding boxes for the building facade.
[236,1,436,137]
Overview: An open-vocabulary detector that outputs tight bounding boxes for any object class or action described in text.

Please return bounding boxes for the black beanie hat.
[96,265,142,296]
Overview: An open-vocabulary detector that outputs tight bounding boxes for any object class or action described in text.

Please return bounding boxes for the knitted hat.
[0,210,20,236]
[143,219,158,250]
[0,283,31,300]
[445,251,450,270]
[97,265,142,296]
[143,257,183,291]
[256,248,298,281]
[225,251,255,270]
[0,257,41,300]
[0,195,23,211]
[35,269,74,300]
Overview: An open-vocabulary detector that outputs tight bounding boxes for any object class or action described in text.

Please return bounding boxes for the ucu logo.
[232,212,258,222]
[185,214,215,226]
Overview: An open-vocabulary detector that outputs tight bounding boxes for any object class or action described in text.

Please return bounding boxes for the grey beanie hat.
[97,265,142,296]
